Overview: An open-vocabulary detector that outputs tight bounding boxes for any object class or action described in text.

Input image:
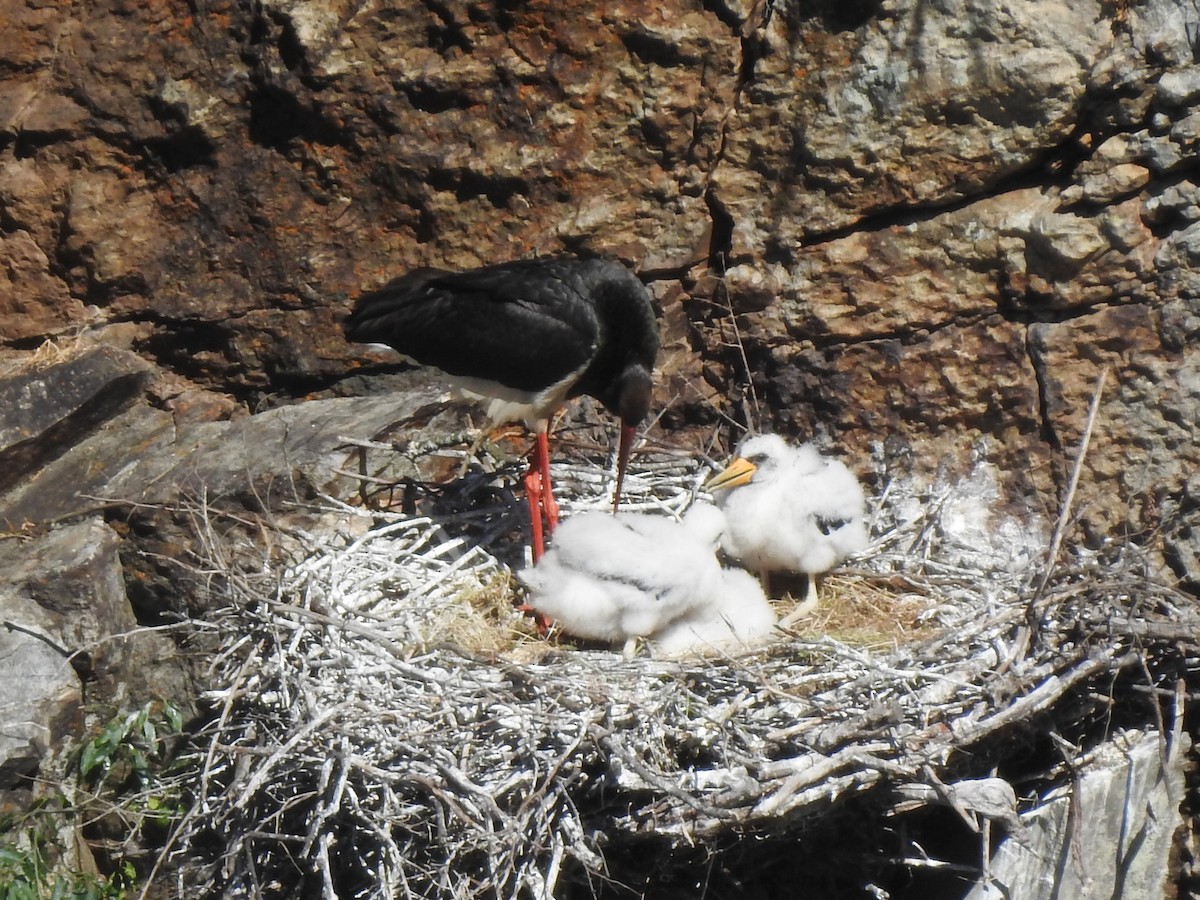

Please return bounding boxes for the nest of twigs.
[152,438,1200,899]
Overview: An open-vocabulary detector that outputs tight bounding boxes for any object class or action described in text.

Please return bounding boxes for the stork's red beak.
[613,422,636,513]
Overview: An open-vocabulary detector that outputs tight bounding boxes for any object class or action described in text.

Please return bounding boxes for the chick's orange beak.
[704,457,757,492]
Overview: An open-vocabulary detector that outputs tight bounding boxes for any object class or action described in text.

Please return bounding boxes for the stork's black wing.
[344,260,602,393]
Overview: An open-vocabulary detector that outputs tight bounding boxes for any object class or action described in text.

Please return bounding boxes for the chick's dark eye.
[749,453,769,464]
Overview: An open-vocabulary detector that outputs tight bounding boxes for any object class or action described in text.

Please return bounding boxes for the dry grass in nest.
[430,569,530,653]
[784,572,942,651]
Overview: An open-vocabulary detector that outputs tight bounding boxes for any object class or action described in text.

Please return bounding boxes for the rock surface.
[0,627,78,789]
[0,519,189,702]
[3,0,1193,585]
[0,517,190,799]
[965,729,1187,900]
[0,346,151,495]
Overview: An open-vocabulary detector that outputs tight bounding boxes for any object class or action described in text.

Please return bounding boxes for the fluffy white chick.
[706,433,868,619]
[518,506,727,647]
[650,567,777,656]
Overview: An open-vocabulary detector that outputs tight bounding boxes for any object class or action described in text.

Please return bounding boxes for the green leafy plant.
[0,700,191,898]
[78,701,188,829]
[79,701,184,790]
[0,795,129,900]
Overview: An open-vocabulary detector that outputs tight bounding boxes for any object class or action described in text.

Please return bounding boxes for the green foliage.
[79,700,184,788]
[77,701,189,828]
[0,700,189,899]
[0,797,129,900]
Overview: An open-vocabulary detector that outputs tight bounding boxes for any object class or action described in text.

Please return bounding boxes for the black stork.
[343,256,660,561]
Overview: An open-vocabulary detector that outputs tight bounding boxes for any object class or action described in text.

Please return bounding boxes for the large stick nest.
[158,442,1200,899]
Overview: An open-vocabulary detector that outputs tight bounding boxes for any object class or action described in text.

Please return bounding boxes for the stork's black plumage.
[344,257,660,561]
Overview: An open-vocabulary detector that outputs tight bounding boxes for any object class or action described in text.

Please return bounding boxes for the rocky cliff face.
[3,0,1196,581]
[1,0,1199,890]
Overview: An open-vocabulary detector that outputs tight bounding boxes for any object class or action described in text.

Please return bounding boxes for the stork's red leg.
[523,464,545,563]
[521,451,553,634]
[537,430,560,532]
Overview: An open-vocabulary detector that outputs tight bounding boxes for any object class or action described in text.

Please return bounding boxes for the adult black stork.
[343,256,660,561]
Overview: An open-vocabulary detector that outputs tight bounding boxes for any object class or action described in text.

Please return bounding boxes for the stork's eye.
[748,453,769,464]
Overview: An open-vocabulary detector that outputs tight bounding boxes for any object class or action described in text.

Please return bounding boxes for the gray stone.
[0,369,445,528]
[0,346,151,495]
[1162,468,1200,586]
[1141,132,1187,171]
[1160,294,1200,351]
[965,729,1186,900]
[0,626,79,788]
[1170,110,1200,147]
[1156,66,1200,107]
[0,402,175,531]
[1155,220,1200,269]
[1131,0,1200,67]
[0,519,190,708]
[1143,180,1200,225]
[107,390,449,510]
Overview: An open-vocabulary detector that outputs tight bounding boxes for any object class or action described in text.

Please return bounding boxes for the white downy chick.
[650,567,777,656]
[518,509,726,645]
[706,433,868,618]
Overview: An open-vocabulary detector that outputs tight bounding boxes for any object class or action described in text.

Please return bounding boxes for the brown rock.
[0,0,1199,889]
[0,231,83,340]
[61,173,169,297]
